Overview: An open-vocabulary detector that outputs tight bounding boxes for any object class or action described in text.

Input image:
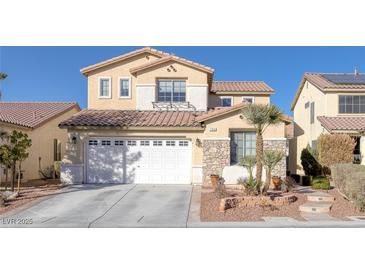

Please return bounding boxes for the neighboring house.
[0,102,80,182]
[59,47,290,185]
[291,72,365,174]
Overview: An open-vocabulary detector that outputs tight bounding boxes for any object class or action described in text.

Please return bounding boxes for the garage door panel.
[87,139,191,184]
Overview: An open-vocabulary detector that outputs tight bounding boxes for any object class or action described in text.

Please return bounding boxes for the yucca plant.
[262,150,284,194]
[240,104,283,184]
[239,155,256,182]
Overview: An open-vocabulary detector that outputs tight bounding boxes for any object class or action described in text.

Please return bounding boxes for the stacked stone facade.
[202,139,230,185]
[263,139,288,178]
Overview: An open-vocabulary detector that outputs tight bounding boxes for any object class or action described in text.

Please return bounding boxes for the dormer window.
[220,96,233,107]
[98,77,111,98]
[158,80,186,102]
[119,77,131,99]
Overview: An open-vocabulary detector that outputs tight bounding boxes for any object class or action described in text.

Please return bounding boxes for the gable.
[134,60,209,84]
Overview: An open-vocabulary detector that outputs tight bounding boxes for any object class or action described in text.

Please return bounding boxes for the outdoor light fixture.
[71,135,77,144]
[195,138,202,147]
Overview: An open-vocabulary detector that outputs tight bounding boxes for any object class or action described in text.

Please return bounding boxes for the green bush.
[300,147,322,177]
[311,176,330,190]
[332,164,365,212]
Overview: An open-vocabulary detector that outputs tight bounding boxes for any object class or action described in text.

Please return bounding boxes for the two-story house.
[59,47,290,185]
[290,72,365,174]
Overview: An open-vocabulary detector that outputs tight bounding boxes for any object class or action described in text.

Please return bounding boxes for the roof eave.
[58,125,205,131]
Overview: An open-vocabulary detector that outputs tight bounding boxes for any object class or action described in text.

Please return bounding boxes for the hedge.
[318,134,356,167]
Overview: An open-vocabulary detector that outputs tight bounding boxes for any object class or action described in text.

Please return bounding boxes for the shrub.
[318,134,356,168]
[301,175,311,186]
[311,176,330,190]
[300,147,322,177]
[239,178,261,196]
[332,164,365,212]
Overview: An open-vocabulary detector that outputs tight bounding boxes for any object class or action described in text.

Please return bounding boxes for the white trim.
[98,76,112,99]
[242,96,255,104]
[186,84,209,87]
[219,96,233,107]
[202,137,231,140]
[192,165,203,167]
[263,137,287,141]
[136,84,156,87]
[118,76,132,99]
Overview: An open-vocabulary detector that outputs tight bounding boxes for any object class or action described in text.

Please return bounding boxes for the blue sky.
[1,46,365,114]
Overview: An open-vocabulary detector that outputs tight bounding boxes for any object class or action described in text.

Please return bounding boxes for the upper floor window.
[242,96,254,104]
[220,96,232,107]
[310,102,315,124]
[99,77,111,98]
[158,80,186,102]
[119,77,131,98]
[339,95,365,114]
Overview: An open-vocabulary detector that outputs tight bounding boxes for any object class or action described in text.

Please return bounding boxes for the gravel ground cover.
[201,190,307,222]
[0,185,63,215]
[326,189,365,220]
[201,187,365,222]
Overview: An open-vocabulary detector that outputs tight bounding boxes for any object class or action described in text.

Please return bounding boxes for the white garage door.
[86,138,192,184]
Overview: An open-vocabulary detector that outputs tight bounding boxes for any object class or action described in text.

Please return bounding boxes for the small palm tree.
[262,150,284,194]
[0,72,8,101]
[240,104,283,184]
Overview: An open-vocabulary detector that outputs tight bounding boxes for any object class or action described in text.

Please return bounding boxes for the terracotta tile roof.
[317,116,365,132]
[59,109,205,128]
[130,55,214,74]
[0,102,80,129]
[196,102,248,122]
[291,72,365,110]
[211,81,274,93]
[81,47,214,75]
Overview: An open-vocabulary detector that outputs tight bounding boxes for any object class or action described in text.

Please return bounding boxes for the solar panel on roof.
[321,74,365,84]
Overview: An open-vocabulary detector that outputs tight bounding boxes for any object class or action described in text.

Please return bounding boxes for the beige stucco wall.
[87,53,160,110]
[0,107,79,182]
[293,80,327,174]
[87,54,210,110]
[203,110,286,139]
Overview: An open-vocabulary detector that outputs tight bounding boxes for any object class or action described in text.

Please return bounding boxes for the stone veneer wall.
[202,139,230,185]
[263,139,288,178]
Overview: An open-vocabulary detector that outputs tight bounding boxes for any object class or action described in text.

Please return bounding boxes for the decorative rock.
[219,194,297,212]
[202,140,230,185]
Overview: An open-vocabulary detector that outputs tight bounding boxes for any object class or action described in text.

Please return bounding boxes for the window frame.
[118,77,132,99]
[98,77,112,99]
[157,79,186,103]
[220,96,233,107]
[241,96,255,104]
[230,131,256,165]
[338,95,365,114]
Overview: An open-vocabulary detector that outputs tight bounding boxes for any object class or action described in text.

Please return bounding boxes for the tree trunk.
[11,162,16,192]
[256,131,263,184]
[262,169,271,194]
[5,168,8,191]
[17,162,22,193]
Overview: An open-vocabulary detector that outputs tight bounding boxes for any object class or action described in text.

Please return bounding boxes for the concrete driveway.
[0,184,192,228]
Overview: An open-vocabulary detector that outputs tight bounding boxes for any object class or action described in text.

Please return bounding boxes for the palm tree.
[0,72,8,101]
[240,104,283,185]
